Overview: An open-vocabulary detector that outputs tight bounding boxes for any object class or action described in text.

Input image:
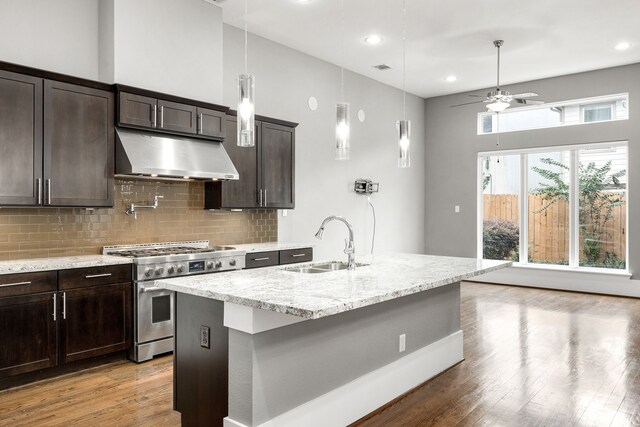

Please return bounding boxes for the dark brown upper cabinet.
[44,80,114,207]
[205,115,296,210]
[0,70,43,206]
[117,87,227,140]
[0,66,114,208]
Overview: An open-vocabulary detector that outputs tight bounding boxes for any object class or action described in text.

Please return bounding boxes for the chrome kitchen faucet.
[315,216,356,270]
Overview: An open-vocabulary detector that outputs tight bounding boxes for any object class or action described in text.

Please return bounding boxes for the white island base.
[222,283,462,427]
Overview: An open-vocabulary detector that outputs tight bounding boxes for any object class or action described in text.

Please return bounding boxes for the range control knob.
[177,264,184,273]
[229,259,237,267]
[206,261,214,270]
[167,265,175,274]
[144,268,154,277]
[154,267,164,276]
[215,261,223,269]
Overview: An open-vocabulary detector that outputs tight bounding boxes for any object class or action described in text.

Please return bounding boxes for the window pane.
[527,152,570,265]
[578,146,627,269]
[583,103,613,123]
[482,155,520,261]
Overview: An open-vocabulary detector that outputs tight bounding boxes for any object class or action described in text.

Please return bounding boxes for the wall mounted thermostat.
[354,179,379,195]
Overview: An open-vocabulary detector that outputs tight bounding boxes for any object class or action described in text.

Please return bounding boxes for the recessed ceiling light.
[445,75,458,82]
[364,34,383,45]
[615,42,631,51]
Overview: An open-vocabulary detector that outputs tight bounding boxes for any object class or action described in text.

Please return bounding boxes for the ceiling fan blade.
[450,100,487,108]
[510,92,539,98]
[514,98,545,105]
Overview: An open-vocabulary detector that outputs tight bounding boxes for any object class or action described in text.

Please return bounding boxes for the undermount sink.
[283,261,368,274]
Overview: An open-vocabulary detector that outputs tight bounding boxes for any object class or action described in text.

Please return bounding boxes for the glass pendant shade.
[335,102,350,160]
[398,119,411,168]
[237,74,255,147]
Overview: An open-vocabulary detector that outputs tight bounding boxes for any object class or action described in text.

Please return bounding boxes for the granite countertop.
[0,255,133,275]
[156,253,511,319]
[232,242,314,253]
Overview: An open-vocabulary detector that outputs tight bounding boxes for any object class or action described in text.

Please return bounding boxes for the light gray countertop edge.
[0,255,133,275]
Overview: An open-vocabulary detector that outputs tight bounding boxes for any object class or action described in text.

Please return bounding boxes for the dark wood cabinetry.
[44,80,114,207]
[117,87,227,141]
[0,264,132,388]
[244,247,313,269]
[0,70,43,206]
[0,65,114,208]
[205,115,296,210]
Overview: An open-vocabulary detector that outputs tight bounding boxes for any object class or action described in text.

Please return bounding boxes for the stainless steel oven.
[104,241,245,362]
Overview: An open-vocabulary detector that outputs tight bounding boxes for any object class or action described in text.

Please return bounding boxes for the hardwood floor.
[1,282,639,426]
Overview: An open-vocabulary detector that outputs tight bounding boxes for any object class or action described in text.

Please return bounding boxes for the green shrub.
[483,219,519,260]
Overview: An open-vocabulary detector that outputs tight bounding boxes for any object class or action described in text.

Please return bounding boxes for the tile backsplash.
[0,179,277,260]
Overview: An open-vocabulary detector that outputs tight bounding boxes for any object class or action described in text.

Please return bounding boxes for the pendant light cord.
[244,0,248,74]
[496,42,500,90]
[340,0,345,101]
[402,0,406,120]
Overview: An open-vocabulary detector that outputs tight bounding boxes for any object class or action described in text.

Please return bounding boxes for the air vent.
[372,64,392,71]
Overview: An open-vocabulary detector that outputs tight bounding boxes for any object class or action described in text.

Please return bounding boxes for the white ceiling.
[218,0,640,98]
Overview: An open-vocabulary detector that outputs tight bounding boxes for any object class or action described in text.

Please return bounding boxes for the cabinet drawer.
[279,248,313,265]
[59,264,132,290]
[119,92,157,129]
[158,99,196,134]
[245,251,279,269]
[0,271,56,298]
[196,107,226,139]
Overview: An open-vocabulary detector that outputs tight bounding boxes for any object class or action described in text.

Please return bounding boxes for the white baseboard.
[473,267,640,297]
[224,330,464,427]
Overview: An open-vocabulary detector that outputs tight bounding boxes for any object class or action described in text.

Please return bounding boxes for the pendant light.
[335,0,350,160]
[397,0,410,168]
[237,0,255,147]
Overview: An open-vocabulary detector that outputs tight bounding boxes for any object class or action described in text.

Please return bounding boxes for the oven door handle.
[141,286,164,293]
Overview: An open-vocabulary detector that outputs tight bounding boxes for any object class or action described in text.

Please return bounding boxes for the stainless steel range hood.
[115,128,239,180]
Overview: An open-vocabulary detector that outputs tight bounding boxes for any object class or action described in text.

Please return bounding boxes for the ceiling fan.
[451,40,544,112]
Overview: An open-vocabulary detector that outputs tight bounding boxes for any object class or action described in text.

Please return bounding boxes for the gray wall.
[425,64,640,282]
[228,283,460,425]
[222,24,427,261]
[0,0,100,79]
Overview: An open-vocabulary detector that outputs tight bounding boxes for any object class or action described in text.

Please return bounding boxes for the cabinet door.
[119,92,157,129]
[0,292,57,378]
[196,107,226,139]
[60,282,131,364]
[0,70,43,206]
[158,99,196,134]
[261,122,295,209]
[44,80,114,207]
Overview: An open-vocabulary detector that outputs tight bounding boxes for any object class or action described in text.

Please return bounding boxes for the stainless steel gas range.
[103,241,246,362]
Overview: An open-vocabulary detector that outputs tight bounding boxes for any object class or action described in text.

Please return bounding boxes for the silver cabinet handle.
[62,292,66,320]
[263,189,267,207]
[258,189,263,207]
[85,273,112,279]
[141,286,163,293]
[46,179,51,205]
[0,281,31,288]
[36,178,42,205]
[52,294,56,322]
[152,105,157,128]
[291,253,307,258]
[252,257,271,261]
[197,113,203,134]
[159,105,164,128]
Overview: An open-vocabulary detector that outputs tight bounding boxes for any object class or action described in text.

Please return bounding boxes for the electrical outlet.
[200,325,210,349]
[455,205,460,213]
[282,210,288,217]
[399,334,406,353]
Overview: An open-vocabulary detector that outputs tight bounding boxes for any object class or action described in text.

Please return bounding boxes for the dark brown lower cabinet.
[0,292,57,378]
[60,282,132,364]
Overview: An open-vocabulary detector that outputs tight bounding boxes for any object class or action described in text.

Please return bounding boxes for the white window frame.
[580,102,615,123]
[478,141,629,274]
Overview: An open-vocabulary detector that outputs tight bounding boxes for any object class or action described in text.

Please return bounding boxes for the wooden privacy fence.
[483,194,626,263]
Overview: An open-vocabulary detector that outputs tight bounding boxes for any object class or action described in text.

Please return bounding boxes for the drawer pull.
[62,292,66,320]
[252,257,271,261]
[291,253,307,258]
[52,294,56,322]
[85,273,112,279]
[0,281,31,288]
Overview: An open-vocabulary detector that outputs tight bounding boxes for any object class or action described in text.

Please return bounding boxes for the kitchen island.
[156,253,511,427]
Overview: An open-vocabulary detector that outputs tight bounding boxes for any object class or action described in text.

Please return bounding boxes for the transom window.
[478,142,628,272]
